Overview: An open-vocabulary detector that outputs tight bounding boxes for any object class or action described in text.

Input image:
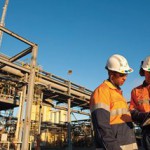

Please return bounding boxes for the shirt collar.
[104,80,120,90]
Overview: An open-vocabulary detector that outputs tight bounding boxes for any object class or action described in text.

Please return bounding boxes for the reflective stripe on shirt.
[90,102,110,113]
[110,108,130,116]
[137,99,150,105]
[91,102,130,117]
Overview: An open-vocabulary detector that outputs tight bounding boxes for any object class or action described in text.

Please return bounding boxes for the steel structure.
[0,26,93,150]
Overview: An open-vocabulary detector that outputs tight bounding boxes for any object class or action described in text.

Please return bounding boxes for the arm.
[91,108,122,150]
[90,87,121,150]
[130,109,150,124]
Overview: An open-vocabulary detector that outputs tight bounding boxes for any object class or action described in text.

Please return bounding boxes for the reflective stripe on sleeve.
[90,102,110,113]
[110,108,130,117]
[138,99,150,105]
[120,142,138,150]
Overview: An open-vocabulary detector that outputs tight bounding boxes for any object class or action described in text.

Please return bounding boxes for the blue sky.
[0,0,150,102]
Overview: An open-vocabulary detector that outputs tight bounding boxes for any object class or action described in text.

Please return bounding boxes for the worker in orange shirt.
[90,54,137,150]
[129,56,150,150]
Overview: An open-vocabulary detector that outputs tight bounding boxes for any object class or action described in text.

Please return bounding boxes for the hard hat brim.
[107,67,133,74]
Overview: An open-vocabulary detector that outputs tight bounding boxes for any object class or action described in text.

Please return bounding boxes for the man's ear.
[139,61,144,76]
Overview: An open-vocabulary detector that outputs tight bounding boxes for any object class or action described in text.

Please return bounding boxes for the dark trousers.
[142,127,150,150]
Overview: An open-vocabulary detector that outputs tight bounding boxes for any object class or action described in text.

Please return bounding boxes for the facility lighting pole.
[21,45,38,150]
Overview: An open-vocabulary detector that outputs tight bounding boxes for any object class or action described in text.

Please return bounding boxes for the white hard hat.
[142,56,150,72]
[106,54,133,74]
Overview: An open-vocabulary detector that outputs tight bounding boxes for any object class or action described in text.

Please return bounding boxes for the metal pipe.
[0,58,30,73]
[15,91,23,150]
[0,63,90,100]
[67,98,72,150]
[38,93,43,134]
[37,78,90,100]
[0,64,90,102]
[0,54,91,101]
[15,92,23,139]
[67,81,72,150]
[18,74,28,150]
[1,66,24,76]
[21,45,38,150]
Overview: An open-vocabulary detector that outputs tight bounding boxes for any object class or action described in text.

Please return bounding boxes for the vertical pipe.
[21,46,38,150]
[14,91,23,150]
[18,74,28,150]
[38,92,43,134]
[67,81,72,150]
[67,98,72,150]
[15,92,22,138]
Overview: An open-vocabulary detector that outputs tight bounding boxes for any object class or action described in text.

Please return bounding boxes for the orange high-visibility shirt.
[129,83,150,113]
[90,80,132,124]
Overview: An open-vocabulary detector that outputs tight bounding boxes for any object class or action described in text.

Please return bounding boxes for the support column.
[21,46,38,150]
